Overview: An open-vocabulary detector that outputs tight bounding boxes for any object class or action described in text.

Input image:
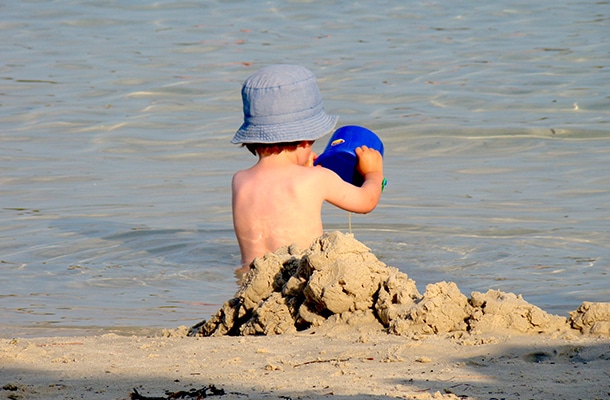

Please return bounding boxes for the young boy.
[231,65,384,271]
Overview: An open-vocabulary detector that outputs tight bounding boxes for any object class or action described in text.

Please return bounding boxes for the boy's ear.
[299,140,315,148]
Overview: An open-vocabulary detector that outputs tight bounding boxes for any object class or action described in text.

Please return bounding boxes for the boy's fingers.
[355,145,374,155]
[306,153,316,167]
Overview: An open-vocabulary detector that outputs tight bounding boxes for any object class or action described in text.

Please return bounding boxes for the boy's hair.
[245,140,314,156]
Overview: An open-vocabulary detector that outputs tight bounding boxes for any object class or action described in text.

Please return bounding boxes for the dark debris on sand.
[130,385,225,400]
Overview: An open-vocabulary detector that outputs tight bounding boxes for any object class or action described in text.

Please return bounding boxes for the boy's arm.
[354,145,384,211]
[322,146,384,214]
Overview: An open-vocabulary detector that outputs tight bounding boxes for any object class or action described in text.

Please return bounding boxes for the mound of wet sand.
[189,231,609,338]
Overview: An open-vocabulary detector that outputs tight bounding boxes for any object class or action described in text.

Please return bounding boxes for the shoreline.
[3,232,608,399]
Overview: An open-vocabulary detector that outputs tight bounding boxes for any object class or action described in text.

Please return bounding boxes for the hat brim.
[232,112,338,144]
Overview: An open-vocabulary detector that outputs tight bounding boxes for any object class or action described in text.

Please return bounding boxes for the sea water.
[1,0,608,336]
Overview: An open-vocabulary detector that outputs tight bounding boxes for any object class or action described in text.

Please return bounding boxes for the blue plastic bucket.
[314,125,384,186]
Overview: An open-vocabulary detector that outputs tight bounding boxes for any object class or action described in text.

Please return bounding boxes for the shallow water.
[1,0,608,336]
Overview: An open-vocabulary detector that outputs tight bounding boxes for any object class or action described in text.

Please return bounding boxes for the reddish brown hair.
[245,140,314,156]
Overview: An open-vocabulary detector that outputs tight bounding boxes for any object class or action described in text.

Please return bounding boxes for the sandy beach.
[3,1,609,398]
[1,327,609,400]
[2,233,608,400]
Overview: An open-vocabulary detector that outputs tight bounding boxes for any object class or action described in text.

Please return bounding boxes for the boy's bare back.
[232,142,383,269]
[229,64,383,270]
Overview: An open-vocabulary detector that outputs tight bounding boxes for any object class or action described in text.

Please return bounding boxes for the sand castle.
[189,231,609,338]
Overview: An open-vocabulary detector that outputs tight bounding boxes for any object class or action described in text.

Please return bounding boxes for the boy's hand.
[306,152,318,167]
[355,146,383,176]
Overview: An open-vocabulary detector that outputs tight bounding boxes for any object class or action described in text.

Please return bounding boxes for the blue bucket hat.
[232,65,338,144]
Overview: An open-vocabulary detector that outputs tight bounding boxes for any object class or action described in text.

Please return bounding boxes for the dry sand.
[2,232,609,400]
